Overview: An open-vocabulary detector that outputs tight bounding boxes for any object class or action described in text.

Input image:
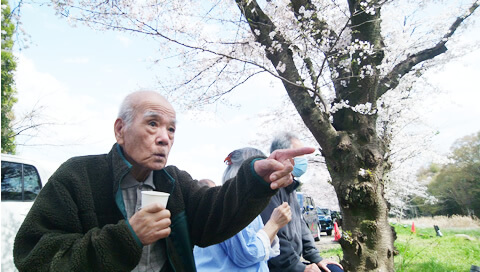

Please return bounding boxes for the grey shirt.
[121,172,166,272]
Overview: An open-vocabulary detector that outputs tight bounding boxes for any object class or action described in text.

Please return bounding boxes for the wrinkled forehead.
[134,94,176,120]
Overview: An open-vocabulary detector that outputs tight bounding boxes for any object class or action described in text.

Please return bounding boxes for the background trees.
[36,0,480,270]
[2,0,51,153]
[420,132,480,217]
[1,0,18,154]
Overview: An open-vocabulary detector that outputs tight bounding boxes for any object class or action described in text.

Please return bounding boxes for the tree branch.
[289,0,342,112]
[378,0,479,97]
[235,0,338,156]
[58,4,315,97]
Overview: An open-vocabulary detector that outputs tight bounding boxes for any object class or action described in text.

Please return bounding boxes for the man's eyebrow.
[144,111,177,125]
[144,111,161,118]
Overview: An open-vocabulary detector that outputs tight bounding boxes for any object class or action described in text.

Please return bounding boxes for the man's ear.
[114,118,125,145]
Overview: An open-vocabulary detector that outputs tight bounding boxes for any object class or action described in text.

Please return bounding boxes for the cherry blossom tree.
[48,0,479,270]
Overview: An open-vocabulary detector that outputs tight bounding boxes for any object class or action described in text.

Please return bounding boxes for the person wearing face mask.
[194,148,292,272]
[260,132,344,272]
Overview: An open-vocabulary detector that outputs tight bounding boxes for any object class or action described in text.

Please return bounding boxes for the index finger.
[142,203,166,213]
[270,147,315,160]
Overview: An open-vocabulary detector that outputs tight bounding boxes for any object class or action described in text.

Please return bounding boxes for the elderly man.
[13,91,314,272]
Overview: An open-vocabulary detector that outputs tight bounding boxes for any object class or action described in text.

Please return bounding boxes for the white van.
[1,154,51,272]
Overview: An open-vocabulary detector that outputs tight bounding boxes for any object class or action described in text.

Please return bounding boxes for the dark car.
[317,207,334,236]
[296,192,321,241]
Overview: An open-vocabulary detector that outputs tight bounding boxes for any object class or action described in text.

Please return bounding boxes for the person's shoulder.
[163,165,193,177]
[162,165,180,178]
[164,164,180,171]
[51,154,109,180]
[62,154,108,168]
[161,165,198,185]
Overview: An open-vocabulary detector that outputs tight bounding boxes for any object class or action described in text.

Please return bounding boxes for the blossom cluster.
[360,0,376,15]
[329,99,377,115]
[359,64,375,79]
[346,39,375,62]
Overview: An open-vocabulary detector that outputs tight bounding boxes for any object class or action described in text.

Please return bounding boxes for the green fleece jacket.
[13,144,276,272]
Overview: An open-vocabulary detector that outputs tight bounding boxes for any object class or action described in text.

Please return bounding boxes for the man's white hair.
[118,90,163,127]
[118,95,136,127]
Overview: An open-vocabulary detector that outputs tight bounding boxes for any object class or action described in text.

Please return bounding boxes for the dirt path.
[315,233,341,252]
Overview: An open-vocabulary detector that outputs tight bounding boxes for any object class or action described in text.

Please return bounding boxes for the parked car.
[1,154,51,271]
[317,207,334,236]
[296,192,321,241]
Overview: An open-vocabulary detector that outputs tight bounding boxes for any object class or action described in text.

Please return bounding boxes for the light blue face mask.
[292,157,308,177]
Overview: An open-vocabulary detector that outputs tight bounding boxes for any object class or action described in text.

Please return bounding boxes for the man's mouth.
[153,153,166,159]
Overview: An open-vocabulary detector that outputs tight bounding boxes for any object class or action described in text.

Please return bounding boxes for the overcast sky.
[9,1,480,183]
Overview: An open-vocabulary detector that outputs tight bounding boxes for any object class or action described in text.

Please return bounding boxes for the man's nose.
[156,127,170,145]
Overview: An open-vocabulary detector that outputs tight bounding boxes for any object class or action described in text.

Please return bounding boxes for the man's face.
[115,93,176,178]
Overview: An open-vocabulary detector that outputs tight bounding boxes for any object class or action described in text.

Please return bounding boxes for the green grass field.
[320,221,480,271]
[394,223,480,272]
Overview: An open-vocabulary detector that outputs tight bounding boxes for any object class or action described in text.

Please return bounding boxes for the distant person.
[194,147,292,271]
[198,178,216,187]
[260,132,343,272]
[13,91,315,272]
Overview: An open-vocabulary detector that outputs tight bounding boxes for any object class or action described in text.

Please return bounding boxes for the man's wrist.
[125,219,143,247]
[250,158,272,188]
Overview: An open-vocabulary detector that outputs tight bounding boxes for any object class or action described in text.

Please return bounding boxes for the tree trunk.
[294,92,396,271]
[325,133,396,271]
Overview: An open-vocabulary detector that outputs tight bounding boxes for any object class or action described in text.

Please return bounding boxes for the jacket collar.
[109,143,132,195]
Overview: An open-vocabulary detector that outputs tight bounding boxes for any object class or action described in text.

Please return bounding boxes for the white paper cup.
[141,191,170,208]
